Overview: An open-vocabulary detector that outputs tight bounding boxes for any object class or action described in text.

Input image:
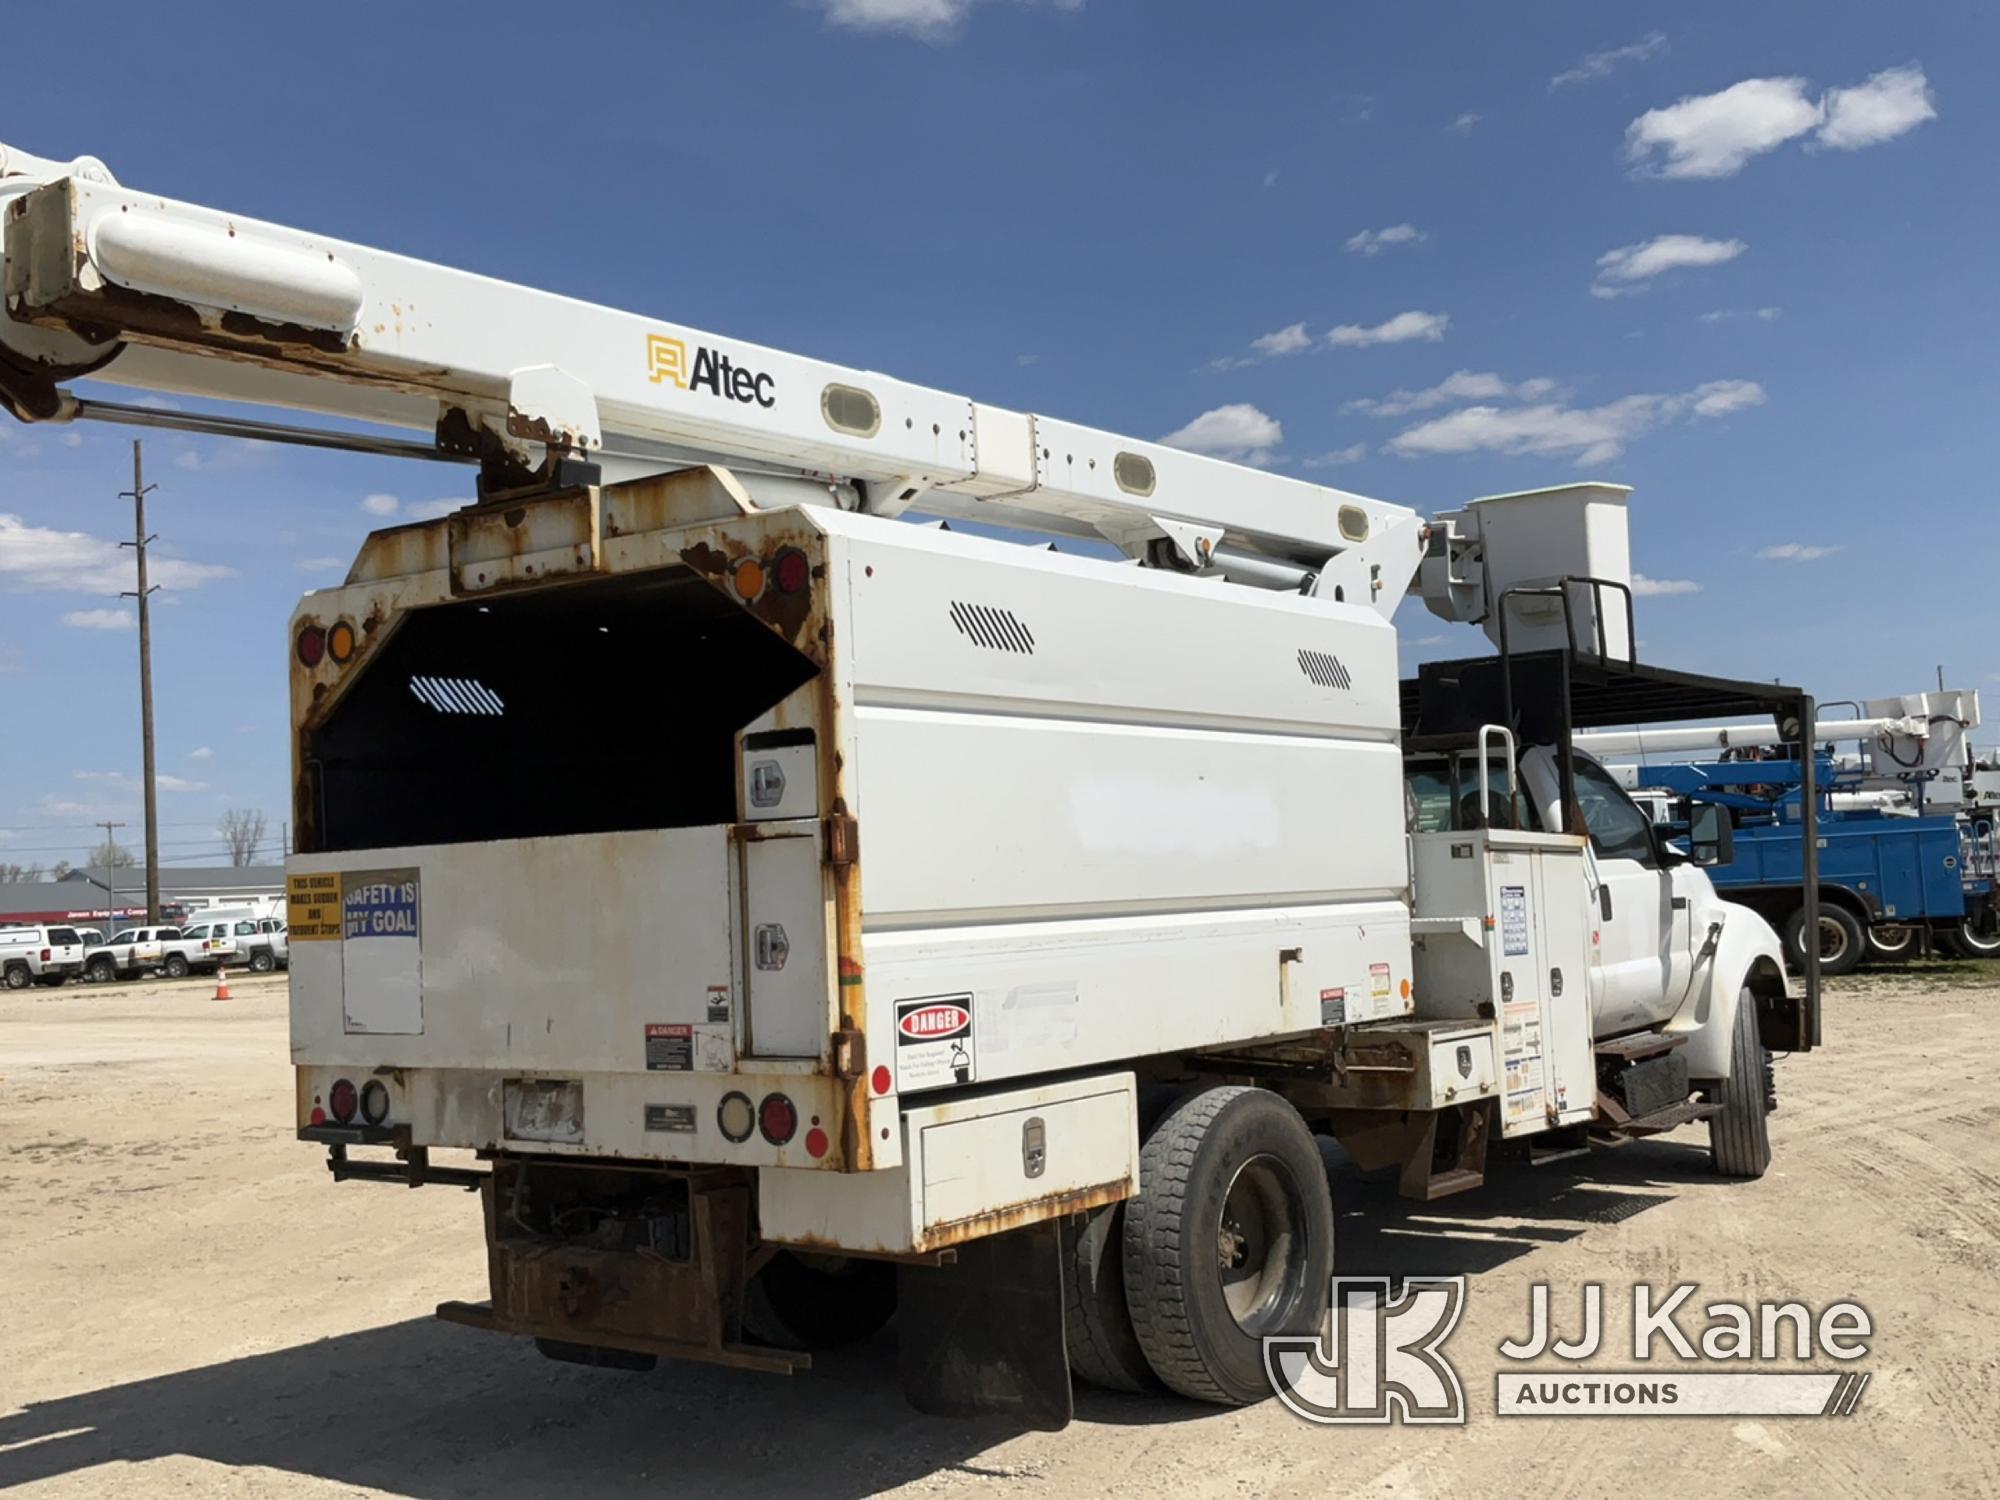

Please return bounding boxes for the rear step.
[1599,1099,1723,1138]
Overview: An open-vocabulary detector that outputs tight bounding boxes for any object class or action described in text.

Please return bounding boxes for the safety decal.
[895,993,976,1091]
[1320,987,1347,1027]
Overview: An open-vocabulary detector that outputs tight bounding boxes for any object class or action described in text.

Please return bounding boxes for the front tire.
[1708,986,1773,1178]
[1784,903,1864,977]
[1122,1086,1333,1405]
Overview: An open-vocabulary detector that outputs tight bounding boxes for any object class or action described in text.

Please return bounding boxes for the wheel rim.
[1814,915,1852,963]
[1870,924,1915,955]
[1960,913,2000,953]
[1216,1153,1307,1333]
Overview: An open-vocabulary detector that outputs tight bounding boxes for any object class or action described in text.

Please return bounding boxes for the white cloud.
[407,497,469,522]
[1756,542,1842,562]
[1262,167,1280,189]
[1207,322,1313,372]
[809,0,1078,41]
[1348,370,1560,418]
[1626,76,1824,178]
[1386,379,1765,465]
[1345,224,1426,257]
[1698,306,1782,324]
[1551,31,1667,90]
[1593,234,1745,297]
[1159,404,1283,464]
[1626,65,1936,179]
[188,746,214,760]
[1301,443,1368,469]
[1631,572,1702,597]
[61,608,133,631]
[0,514,234,595]
[1818,63,1937,151]
[1451,112,1482,134]
[1327,311,1449,348]
[73,769,205,794]
[155,774,205,793]
[360,493,401,517]
[296,556,347,572]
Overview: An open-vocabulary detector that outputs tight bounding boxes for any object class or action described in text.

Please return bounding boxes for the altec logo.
[898,1002,970,1040]
[647,333,776,408]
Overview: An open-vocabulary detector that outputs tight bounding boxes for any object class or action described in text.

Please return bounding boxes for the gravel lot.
[2,968,1995,1497]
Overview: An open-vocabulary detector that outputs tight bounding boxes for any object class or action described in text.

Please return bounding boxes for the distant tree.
[91,839,136,869]
[219,808,268,867]
[0,862,42,883]
[51,860,72,880]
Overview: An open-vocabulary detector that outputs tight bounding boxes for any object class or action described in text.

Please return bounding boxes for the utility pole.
[119,440,161,924]
[93,819,127,920]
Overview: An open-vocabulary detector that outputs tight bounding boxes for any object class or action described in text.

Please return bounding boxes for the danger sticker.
[705,984,731,1023]
[646,1023,692,1071]
[1319,988,1346,1027]
[895,993,976,1092]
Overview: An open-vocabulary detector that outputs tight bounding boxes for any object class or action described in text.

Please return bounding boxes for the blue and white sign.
[341,868,423,1035]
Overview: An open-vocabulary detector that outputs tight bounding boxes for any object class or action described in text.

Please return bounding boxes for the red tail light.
[296,624,326,668]
[328,1078,358,1124]
[40,948,51,962]
[758,1093,798,1145]
[772,547,810,594]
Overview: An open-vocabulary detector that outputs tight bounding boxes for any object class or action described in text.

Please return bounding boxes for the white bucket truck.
[0,141,1818,1425]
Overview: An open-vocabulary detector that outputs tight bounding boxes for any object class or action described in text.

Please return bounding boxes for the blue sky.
[2,1,1994,872]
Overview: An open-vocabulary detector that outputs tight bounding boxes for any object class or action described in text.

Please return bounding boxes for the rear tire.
[1122,1086,1333,1405]
[163,953,189,979]
[86,955,117,983]
[1866,923,1916,962]
[1783,903,1864,977]
[1943,909,2000,959]
[741,1250,896,1350]
[1063,1204,1157,1393]
[1708,986,1773,1179]
[249,948,275,974]
[3,963,30,991]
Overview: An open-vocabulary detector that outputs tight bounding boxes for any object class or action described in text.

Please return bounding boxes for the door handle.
[1671,896,1689,910]
[1598,886,1614,921]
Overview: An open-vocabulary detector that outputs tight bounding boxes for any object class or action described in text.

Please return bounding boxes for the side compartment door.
[740,822,830,1059]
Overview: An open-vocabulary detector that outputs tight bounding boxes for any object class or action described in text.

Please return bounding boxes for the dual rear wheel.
[1068,1086,1333,1404]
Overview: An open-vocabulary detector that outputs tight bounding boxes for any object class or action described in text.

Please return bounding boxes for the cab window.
[1572,757,1657,863]
[1406,762,1542,833]
[111,929,138,944]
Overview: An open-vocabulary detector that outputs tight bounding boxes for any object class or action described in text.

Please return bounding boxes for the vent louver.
[1297,649,1352,690]
[950,601,1035,654]
[409,675,506,716]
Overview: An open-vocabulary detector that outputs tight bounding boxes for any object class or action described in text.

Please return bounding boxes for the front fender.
[1663,902,1789,1080]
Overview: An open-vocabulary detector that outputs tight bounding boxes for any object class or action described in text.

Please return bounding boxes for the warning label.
[646,1024,692,1071]
[286,872,341,941]
[705,985,731,1023]
[1319,987,1346,1027]
[1369,962,1392,1000]
[894,993,976,1092]
[645,1022,733,1072]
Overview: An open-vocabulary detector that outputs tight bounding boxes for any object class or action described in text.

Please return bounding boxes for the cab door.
[1521,749,1694,1035]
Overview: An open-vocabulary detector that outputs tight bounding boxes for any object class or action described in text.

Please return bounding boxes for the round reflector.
[296,624,327,668]
[871,1064,892,1096]
[732,557,766,600]
[772,548,810,594]
[327,620,357,665]
[328,1077,358,1124]
[717,1091,755,1143]
[360,1078,390,1125]
[758,1092,798,1146]
[805,1127,829,1159]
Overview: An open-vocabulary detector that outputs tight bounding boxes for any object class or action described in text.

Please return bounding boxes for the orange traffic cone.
[212,965,232,1002]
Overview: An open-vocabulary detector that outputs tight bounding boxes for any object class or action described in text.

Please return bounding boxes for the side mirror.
[1688,801,1734,868]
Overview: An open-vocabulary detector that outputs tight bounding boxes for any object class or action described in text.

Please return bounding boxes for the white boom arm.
[0,142,1432,611]
[1578,689,1979,777]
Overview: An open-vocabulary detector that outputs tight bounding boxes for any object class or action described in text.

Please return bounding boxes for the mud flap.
[897,1222,1073,1430]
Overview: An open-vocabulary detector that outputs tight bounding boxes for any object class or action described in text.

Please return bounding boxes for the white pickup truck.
[82,925,205,982]
[0,924,87,989]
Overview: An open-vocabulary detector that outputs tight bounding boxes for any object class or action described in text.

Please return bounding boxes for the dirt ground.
[1,967,1996,1499]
